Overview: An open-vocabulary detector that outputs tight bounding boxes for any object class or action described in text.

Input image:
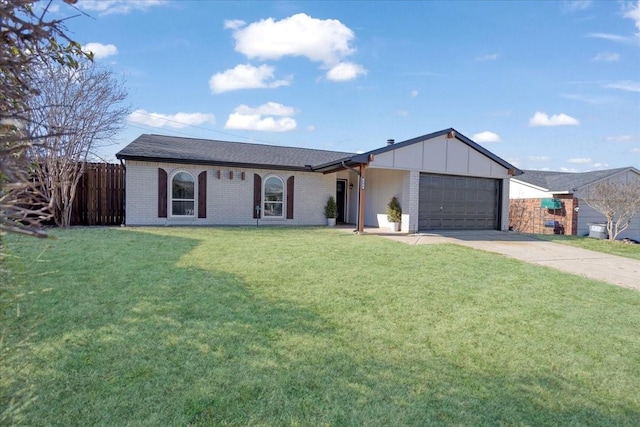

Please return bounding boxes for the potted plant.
[325,196,338,226]
[387,196,402,232]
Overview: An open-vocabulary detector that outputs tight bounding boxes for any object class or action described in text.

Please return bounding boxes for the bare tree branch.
[1,0,91,237]
[582,180,640,240]
[25,58,130,227]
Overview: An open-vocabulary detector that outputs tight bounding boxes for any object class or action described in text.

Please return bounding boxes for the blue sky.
[53,0,639,171]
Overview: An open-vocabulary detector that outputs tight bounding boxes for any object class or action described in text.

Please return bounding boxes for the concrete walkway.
[361,229,640,291]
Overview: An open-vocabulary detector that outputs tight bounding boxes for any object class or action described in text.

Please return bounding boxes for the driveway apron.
[374,230,640,291]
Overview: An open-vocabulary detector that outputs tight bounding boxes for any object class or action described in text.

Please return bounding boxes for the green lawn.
[536,234,640,261]
[2,227,640,426]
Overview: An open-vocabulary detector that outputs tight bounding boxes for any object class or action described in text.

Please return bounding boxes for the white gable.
[369,134,509,178]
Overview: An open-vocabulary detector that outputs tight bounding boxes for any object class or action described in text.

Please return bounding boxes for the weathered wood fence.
[71,163,125,225]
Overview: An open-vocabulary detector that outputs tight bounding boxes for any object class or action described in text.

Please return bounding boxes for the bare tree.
[26,59,129,227]
[1,0,88,237]
[582,180,640,240]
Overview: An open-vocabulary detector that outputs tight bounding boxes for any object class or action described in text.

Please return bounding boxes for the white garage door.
[419,173,500,230]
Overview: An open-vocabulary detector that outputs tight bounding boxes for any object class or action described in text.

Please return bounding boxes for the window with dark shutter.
[158,168,167,218]
[286,176,294,219]
[198,171,207,218]
[253,174,262,218]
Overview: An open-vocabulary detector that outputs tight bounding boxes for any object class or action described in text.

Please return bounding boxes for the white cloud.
[476,53,499,61]
[587,32,632,44]
[529,112,580,127]
[128,110,215,129]
[604,80,640,92]
[472,131,501,143]
[559,167,579,172]
[396,110,410,117]
[209,64,291,93]
[326,62,367,81]
[606,135,633,142]
[224,102,297,132]
[82,42,118,60]
[592,52,620,61]
[631,147,640,153]
[227,13,366,80]
[78,0,167,15]
[410,90,418,98]
[568,157,592,164]
[586,2,640,45]
[592,163,610,168]
[235,102,296,117]
[528,156,550,162]
[624,0,640,35]
[561,93,601,104]
[562,0,592,12]
[307,125,316,132]
[224,19,245,30]
[231,13,355,65]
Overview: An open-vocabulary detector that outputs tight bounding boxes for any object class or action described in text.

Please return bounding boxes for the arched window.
[171,171,195,216]
[263,176,284,217]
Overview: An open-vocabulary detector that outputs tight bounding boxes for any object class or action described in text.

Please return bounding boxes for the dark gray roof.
[116,129,522,175]
[516,167,635,191]
[116,134,354,171]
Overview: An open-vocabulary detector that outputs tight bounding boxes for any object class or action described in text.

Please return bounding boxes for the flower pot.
[327,218,336,227]
[390,222,400,232]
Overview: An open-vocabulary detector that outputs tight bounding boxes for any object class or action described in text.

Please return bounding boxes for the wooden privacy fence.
[71,163,125,225]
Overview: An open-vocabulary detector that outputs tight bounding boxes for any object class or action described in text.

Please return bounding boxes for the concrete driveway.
[368,229,640,291]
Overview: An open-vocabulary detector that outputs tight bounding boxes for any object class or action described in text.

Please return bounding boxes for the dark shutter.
[286,176,294,219]
[158,168,167,218]
[198,171,207,218]
[253,174,262,218]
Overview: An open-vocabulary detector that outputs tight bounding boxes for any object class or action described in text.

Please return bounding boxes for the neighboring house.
[509,167,640,239]
[115,128,521,233]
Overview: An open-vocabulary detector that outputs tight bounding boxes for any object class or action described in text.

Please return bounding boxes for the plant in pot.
[387,196,402,232]
[325,196,338,226]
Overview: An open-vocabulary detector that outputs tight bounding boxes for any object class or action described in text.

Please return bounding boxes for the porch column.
[357,163,366,233]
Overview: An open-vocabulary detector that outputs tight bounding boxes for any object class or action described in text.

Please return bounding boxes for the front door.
[336,180,347,223]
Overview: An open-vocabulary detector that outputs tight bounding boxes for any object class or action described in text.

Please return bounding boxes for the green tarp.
[541,198,562,209]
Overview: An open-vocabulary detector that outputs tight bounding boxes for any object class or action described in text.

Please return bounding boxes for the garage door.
[419,174,499,230]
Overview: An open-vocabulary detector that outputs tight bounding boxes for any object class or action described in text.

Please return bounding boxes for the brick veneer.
[509,195,578,235]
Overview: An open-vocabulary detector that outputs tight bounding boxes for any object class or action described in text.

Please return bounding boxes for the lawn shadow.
[8,227,640,426]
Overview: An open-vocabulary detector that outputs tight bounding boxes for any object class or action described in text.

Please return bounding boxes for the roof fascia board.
[116,155,314,172]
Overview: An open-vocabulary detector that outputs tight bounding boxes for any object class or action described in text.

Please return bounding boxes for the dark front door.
[336,180,347,223]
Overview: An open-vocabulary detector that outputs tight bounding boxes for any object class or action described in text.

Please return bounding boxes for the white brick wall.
[402,170,420,233]
[124,160,336,226]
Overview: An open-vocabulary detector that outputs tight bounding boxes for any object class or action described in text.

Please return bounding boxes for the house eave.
[116,154,314,172]
[312,153,373,174]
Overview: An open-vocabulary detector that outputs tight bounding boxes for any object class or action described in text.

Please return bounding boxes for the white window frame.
[262,175,285,218]
[170,170,196,217]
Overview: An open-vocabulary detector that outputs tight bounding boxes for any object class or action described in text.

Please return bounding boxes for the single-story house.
[509,167,640,239]
[115,128,521,233]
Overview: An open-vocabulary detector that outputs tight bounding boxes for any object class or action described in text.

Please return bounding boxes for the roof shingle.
[516,167,634,191]
[116,134,354,171]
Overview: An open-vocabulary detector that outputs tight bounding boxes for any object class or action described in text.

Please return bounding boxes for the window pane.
[264,202,283,217]
[172,201,194,216]
[172,172,194,199]
[264,177,283,202]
